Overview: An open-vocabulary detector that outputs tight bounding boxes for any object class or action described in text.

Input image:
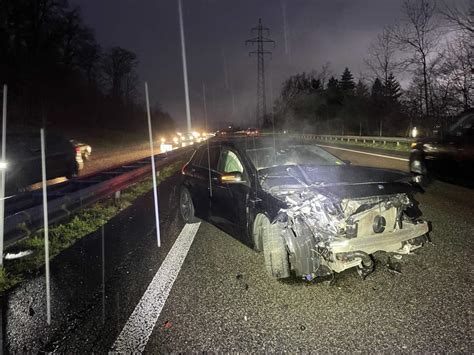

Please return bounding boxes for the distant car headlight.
[0,161,7,170]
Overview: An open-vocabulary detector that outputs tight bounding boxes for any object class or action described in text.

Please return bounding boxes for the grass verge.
[0,159,186,294]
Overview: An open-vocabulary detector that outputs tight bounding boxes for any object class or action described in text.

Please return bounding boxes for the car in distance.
[6,132,79,193]
[70,139,91,170]
[70,140,92,159]
[410,111,474,187]
[180,137,430,280]
[245,127,260,136]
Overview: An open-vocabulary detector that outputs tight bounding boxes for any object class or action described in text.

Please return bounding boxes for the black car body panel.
[182,137,429,279]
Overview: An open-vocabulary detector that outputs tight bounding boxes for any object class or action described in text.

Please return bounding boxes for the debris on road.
[4,250,33,260]
[387,261,402,274]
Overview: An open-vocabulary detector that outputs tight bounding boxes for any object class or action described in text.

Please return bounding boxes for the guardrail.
[4,146,193,247]
[298,134,413,146]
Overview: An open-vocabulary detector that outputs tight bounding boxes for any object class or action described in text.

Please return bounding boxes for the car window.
[198,146,220,170]
[218,149,244,173]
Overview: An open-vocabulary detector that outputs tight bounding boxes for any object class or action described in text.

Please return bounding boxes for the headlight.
[0,161,7,170]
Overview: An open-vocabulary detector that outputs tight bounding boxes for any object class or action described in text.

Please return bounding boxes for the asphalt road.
[3,144,473,353]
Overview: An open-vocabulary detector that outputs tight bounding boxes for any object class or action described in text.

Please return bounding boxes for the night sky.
[71,0,411,130]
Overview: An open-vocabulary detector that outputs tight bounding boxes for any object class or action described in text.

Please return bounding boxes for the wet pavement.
[2,174,185,352]
[145,179,473,352]
[2,145,473,352]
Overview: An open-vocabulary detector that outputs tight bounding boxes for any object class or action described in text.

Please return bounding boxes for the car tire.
[252,214,268,252]
[180,186,199,223]
[262,221,290,279]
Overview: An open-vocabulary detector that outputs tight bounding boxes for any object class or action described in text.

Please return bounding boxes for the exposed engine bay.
[268,185,430,280]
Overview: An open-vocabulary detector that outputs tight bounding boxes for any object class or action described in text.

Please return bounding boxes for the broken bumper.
[327,221,429,273]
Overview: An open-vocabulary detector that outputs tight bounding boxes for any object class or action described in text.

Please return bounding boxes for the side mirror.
[220,171,245,184]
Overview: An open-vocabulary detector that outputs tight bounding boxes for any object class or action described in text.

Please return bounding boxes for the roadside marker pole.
[202,83,212,197]
[269,67,276,153]
[178,0,192,133]
[145,82,161,247]
[40,128,51,325]
[0,85,7,267]
[101,225,105,324]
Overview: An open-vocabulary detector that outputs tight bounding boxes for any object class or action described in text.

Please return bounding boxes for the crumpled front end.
[276,188,430,279]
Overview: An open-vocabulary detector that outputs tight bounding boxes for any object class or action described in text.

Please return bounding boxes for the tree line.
[0,0,175,138]
[273,0,473,136]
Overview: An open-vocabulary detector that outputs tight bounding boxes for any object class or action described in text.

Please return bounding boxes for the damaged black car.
[180,137,430,280]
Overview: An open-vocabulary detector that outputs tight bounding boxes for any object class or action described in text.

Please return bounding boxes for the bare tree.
[102,46,138,105]
[439,0,474,34]
[436,35,473,111]
[391,0,441,117]
[364,27,405,83]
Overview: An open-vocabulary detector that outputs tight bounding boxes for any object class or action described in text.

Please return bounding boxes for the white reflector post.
[0,84,7,267]
[101,225,105,324]
[202,83,212,198]
[40,128,51,325]
[145,82,161,247]
[178,0,192,133]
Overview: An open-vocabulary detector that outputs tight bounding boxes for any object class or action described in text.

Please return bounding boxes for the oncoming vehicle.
[410,111,474,187]
[180,137,430,280]
[5,132,79,193]
[245,127,260,136]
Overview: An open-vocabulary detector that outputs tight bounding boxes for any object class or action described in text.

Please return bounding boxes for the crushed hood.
[261,165,415,199]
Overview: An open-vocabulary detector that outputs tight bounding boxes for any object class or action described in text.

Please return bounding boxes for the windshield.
[246,145,344,170]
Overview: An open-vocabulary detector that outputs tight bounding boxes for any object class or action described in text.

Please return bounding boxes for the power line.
[246,18,275,127]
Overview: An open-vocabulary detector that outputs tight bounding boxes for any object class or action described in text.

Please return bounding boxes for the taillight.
[75,147,81,153]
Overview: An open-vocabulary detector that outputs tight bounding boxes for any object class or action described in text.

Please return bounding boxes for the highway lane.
[3,176,186,352]
[321,144,409,172]
[3,144,473,352]
[143,146,473,352]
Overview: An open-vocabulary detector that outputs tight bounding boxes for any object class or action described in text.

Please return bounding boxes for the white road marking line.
[317,144,409,162]
[111,222,201,353]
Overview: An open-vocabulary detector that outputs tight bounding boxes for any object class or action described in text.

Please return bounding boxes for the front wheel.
[262,221,290,279]
[251,214,268,252]
[180,186,199,223]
